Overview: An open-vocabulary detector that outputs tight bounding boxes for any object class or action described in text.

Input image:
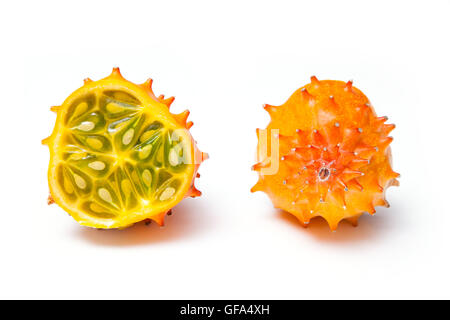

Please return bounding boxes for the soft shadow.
[276,203,404,244]
[74,199,213,247]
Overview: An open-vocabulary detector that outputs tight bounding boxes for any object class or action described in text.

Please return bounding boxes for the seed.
[122,128,134,145]
[106,102,123,114]
[88,161,105,171]
[142,170,152,187]
[73,174,86,189]
[70,153,85,161]
[159,187,175,201]
[98,188,112,203]
[140,131,153,143]
[169,148,179,166]
[121,179,132,197]
[77,121,95,132]
[73,102,88,119]
[90,203,105,213]
[86,137,103,150]
[131,171,140,185]
[139,144,152,160]
[63,176,74,194]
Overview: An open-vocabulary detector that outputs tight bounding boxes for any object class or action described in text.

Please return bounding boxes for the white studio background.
[0,0,449,299]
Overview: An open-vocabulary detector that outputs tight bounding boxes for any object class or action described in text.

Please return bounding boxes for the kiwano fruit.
[251,77,399,230]
[43,68,207,229]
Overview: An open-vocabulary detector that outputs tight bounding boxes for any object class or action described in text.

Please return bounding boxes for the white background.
[1,0,449,299]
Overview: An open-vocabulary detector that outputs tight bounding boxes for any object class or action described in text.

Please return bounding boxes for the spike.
[349,157,370,170]
[186,121,194,129]
[142,78,153,90]
[347,179,364,191]
[47,194,55,205]
[188,185,202,198]
[353,145,377,159]
[139,78,157,99]
[161,96,175,108]
[341,168,364,181]
[327,219,340,232]
[252,161,267,172]
[201,152,209,161]
[83,78,92,85]
[172,110,190,127]
[310,75,320,86]
[50,106,61,113]
[383,123,396,135]
[300,87,313,98]
[110,67,123,78]
[345,80,353,91]
[374,198,390,208]
[378,137,394,150]
[367,203,376,214]
[263,104,277,115]
[251,180,265,193]
[41,137,50,145]
[374,116,388,125]
[152,212,166,226]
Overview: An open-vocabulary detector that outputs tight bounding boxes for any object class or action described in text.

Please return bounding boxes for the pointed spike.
[188,185,202,198]
[162,96,175,108]
[41,137,50,145]
[143,78,153,89]
[158,94,165,100]
[383,123,396,135]
[299,219,310,228]
[251,180,264,193]
[310,75,320,85]
[50,106,61,113]
[342,168,365,181]
[255,128,261,138]
[186,121,194,129]
[336,177,348,190]
[374,198,390,208]
[201,152,209,161]
[47,194,55,205]
[196,173,201,178]
[378,137,394,150]
[140,78,157,98]
[83,78,93,85]
[111,67,123,78]
[252,162,267,172]
[263,104,277,115]
[173,110,190,127]
[300,87,311,97]
[344,178,363,192]
[391,179,400,187]
[153,212,165,226]
[345,80,353,91]
[327,218,340,232]
[367,203,376,215]
[349,157,370,170]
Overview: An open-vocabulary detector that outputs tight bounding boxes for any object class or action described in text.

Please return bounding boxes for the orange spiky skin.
[44,68,208,229]
[252,77,399,231]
